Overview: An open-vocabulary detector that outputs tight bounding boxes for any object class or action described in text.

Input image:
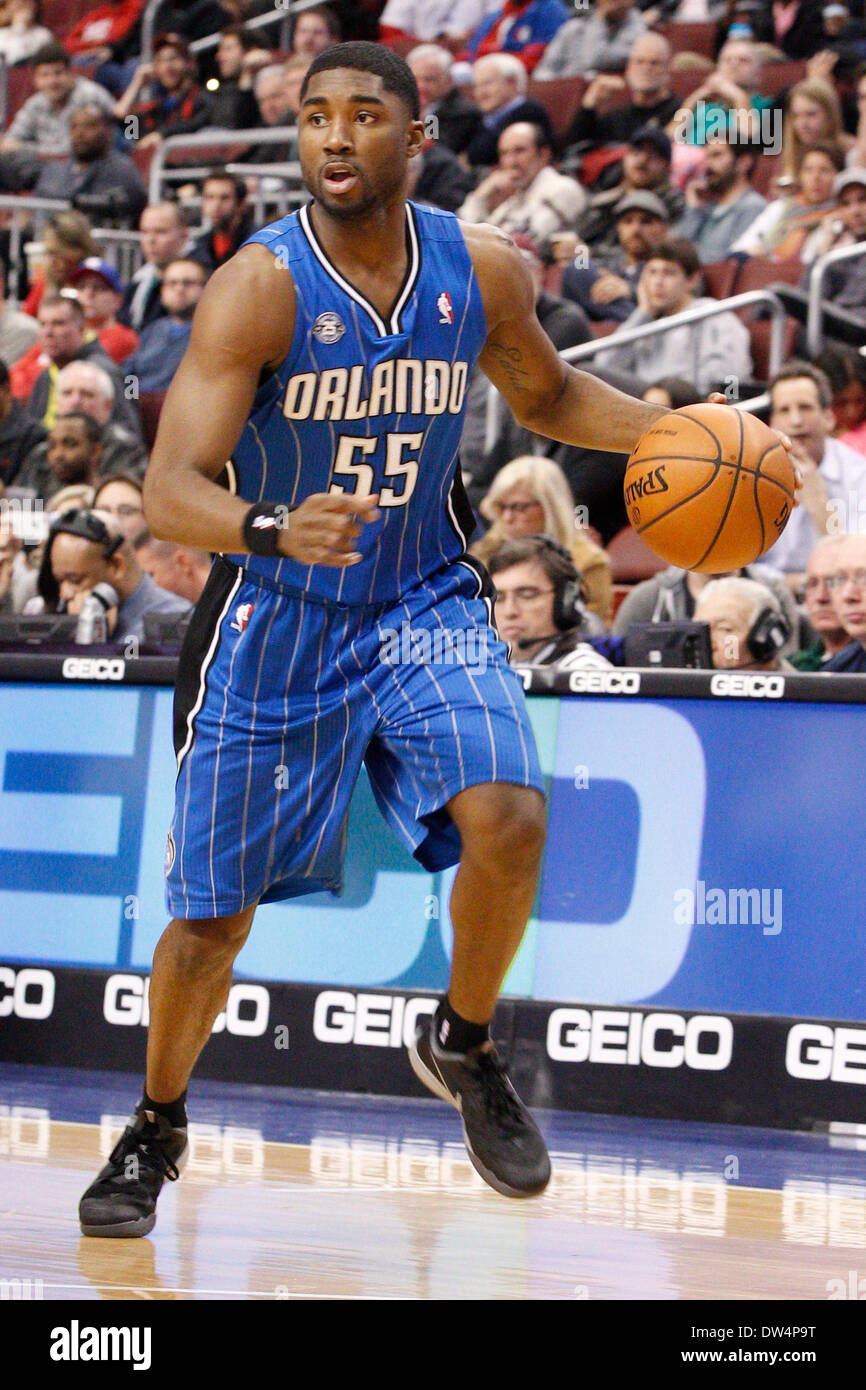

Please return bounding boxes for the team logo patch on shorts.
[312,311,346,344]
[231,602,254,634]
[164,830,176,875]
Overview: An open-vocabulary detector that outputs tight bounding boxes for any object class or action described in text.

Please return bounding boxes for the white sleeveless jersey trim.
[298,201,421,337]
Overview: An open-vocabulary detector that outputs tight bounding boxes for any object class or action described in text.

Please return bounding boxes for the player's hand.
[277,493,380,566]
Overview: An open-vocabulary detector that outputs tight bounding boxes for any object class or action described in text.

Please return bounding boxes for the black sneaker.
[79,1108,188,1238]
[408,1020,551,1198]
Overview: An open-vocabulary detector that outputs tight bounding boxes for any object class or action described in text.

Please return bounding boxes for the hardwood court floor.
[2,1066,865,1300]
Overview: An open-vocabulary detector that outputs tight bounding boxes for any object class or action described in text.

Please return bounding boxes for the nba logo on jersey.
[231,602,254,634]
[437,291,453,325]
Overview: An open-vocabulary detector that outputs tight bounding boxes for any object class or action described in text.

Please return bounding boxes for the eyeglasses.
[826,569,866,590]
[493,586,555,604]
[803,574,832,592]
[496,500,541,516]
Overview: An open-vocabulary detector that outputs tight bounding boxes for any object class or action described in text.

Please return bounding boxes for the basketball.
[623,404,797,573]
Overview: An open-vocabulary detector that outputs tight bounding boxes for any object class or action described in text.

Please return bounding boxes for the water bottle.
[75,583,119,644]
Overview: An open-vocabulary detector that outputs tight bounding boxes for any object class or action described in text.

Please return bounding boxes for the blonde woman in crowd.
[471,455,613,625]
[780,78,852,181]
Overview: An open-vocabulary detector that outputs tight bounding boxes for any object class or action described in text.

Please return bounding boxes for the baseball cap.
[68,257,122,293]
[153,32,191,59]
[614,190,670,221]
[835,168,866,195]
[629,125,672,162]
[823,3,849,16]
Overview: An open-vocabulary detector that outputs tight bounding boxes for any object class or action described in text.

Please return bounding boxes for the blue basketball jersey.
[226,200,488,605]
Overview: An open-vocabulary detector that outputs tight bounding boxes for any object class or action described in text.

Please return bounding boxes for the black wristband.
[242,502,289,557]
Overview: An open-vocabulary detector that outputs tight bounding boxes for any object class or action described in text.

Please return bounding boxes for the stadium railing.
[805,239,866,358]
[141,0,323,61]
[148,127,301,204]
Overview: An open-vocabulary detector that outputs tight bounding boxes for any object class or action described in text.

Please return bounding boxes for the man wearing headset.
[35,508,190,641]
[693,576,794,672]
[488,534,613,670]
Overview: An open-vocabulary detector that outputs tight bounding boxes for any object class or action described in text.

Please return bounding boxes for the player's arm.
[466,224,670,453]
[143,245,377,567]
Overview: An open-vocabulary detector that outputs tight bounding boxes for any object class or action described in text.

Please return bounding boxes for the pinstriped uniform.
[165,201,543,919]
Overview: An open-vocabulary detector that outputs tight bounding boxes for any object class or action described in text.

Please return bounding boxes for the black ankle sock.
[434,997,490,1054]
[140,1089,187,1129]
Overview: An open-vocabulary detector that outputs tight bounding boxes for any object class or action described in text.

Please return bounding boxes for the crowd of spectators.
[0,0,864,666]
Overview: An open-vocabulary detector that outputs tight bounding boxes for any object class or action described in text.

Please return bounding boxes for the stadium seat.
[745,315,799,383]
[735,256,803,292]
[5,65,34,122]
[658,21,716,58]
[43,0,94,34]
[750,152,783,198]
[606,526,669,583]
[138,391,167,451]
[543,262,565,296]
[701,259,739,300]
[670,66,711,102]
[527,76,588,143]
[759,60,807,97]
[590,320,619,338]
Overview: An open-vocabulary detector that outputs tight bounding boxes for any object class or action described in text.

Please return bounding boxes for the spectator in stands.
[120,203,193,334]
[771,0,827,60]
[533,0,647,81]
[770,171,866,347]
[824,531,866,670]
[15,411,104,501]
[25,294,127,430]
[132,527,212,604]
[613,558,799,648]
[694,576,794,671]
[672,135,766,263]
[0,276,39,366]
[559,190,671,324]
[408,43,482,156]
[598,238,753,393]
[291,4,342,58]
[732,140,845,259]
[33,105,148,228]
[0,40,115,190]
[458,121,586,252]
[381,1,495,51]
[67,258,138,366]
[189,174,254,272]
[92,472,145,537]
[63,2,144,63]
[781,77,850,180]
[53,360,147,476]
[206,24,266,130]
[801,165,866,265]
[38,507,190,641]
[848,64,866,173]
[0,358,45,488]
[21,210,98,320]
[667,37,775,147]
[561,32,679,152]
[0,1,53,67]
[122,258,206,392]
[790,534,850,668]
[464,0,572,73]
[472,455,613,624]
[763,361,866,575]
[465,52,554,167]
[642,375,703,409]
[115,32,211,151]
[569,128,684,260]
[406,128,476,211]
[488,536,613,669]
[0,522,30,616]
[239,64,301,171]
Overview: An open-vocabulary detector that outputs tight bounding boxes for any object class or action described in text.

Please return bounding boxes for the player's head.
[298,42,425,218]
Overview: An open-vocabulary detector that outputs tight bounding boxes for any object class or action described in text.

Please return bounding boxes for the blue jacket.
[466,0,571,65]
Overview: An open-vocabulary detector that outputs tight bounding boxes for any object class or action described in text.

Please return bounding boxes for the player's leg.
[440,782,546,1025]
[79,906,256,1239]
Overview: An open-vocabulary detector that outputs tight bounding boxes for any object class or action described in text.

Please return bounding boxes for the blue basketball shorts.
[164,555,544,919]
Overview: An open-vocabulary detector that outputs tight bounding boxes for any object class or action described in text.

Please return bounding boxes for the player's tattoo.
[487,341,529,391]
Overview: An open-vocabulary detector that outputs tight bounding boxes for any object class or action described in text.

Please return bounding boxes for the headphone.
[746,604,791,663]
[532,535,587,632]
[37,508,124,609]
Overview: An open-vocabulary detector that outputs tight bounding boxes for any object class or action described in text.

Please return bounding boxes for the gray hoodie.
[596,295,753,395]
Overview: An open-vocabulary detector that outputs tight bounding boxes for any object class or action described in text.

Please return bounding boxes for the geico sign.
[786,1023,866,1085]
[313,991,437,1047]
[710,673,785,699]
[0,967,55,1019]
[103,974,269,1036]
[568,670,641,695]
[547,1008,733,1070]
[61,657,126,681]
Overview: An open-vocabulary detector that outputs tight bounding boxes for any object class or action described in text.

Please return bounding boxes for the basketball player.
[78,43,770,1236]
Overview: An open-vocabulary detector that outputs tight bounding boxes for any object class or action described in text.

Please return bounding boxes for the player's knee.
[172,912,253,967]
[462,789,546,879]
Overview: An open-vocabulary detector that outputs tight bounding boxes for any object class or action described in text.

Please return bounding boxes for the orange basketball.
[623,404,797,573]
